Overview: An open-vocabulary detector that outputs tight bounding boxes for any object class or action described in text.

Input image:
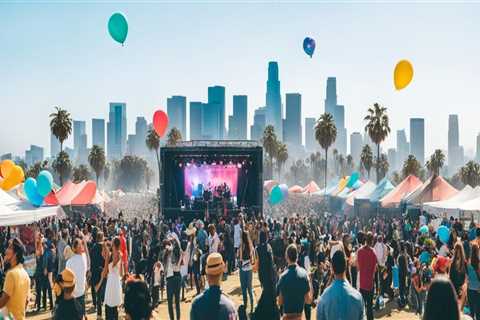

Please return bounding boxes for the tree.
[346,155,354,175]
[376,153,389,180]
[391,171,402,185]
[88,145,106,186]
[145,166,154,190]
[52,151,72,184]
[425,149,445,177]
[166,127,183,146]
[364,103,391,183]
[261,125,278,179]
[459,161,480,187]
[332,149,339,176]
[72,165,91,183]
[112,156,148,191]
[276,143,288,178]
[25,160,49,179]
[402,155,422,178]
[338,154,346,176]
[315,113,337,192]
[49,107,72,185]
[104,163,111,185]
[360,145,373,179]
[146,128,161,189]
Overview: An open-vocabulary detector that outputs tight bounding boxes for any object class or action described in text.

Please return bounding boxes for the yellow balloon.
[0,165,25,191]
[0,160,14,178]
[394,59,414,90]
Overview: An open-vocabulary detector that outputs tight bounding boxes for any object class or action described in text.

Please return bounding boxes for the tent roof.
[346,181,377,206]
[330,176,349,196]
[403,175,458,205]
[45,180,97,206]
[455,186,480,211]
[380,175,422,208]
[304,181,320,193]
[369,178,395,203]
[263,180,279,193]
[288,185,304,193]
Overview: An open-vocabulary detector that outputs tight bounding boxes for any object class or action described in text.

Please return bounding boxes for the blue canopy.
[369,177,395,202]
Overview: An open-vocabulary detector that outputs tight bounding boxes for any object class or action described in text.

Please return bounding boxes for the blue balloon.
[419,251,431,264]
[24,177,44,207]
[270,185,284,205]
[37,170,53,197]
[303,37,316,58]
[347,171,360,188]
[437,225,450,244]
[420,225,429,234]
[279,184,289,200]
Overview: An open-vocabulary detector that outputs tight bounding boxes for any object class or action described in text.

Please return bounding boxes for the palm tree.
[166,127,183,146]
[364,103,391,183]
[52,151,72,184]
[261,125,278,179]
[425,149,445,177]
[72,165,91,182]
[332,149,339,176]
[377,153,389,180]
[146,128,161,189]
[315,113,337,192]
[459,161,480,187]
[338,154,346,176]
[360,144,373,179]
[402,154,421,178]
[49,107,72,185]
[346,155,354,175]
[88,145,106,186]
[276,143,288,178]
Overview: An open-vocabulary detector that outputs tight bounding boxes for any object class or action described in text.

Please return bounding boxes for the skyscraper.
[167,96,187,139]
[73,120,87,164]
[228,95,248,140]
[284,93,302,146]
[107,102,127,160]
[410,118,425,165]
[25,145,44,167]
[396,129,409,169]
[448,114,461,174]
[387,148,397,172]
[350,132,363,166]
[92,118,105,149]
[324,77,337,116]
[135,117,148,156]
[207,86,226,139]
[324,77,347,155]
[50,132,60,158]
[305,117,317,152]
[190,102,203,140]
[250,107,267,141]
[265,62,282,140]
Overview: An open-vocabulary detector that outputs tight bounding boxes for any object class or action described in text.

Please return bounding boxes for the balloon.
[279,184,289,200]
[0,160,14,178]
[437,225,450,244]
[419,225,429,234]
[303,37,316,58]
[24,178,44,207]
[347,172,360,188]
[37,170,53,197]
[419,251,431,264]
[153,110,169,138]
[270,185,284,205]
[0,165,24,191]
[394,59,414,90]
[108,13,128,45]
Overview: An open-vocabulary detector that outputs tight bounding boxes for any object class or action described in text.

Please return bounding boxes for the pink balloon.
[153,110,169,138]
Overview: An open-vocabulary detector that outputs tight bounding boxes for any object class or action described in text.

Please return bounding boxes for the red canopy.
[380,175,422,208]
[403,175,458,205]
[45,180,97,206]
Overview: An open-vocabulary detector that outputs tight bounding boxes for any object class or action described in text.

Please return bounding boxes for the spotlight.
[186,163,191,167]
[219,161,223,165]
[203,161,207,165]
[237,163,242,169]
[212,162,216,166]
[179,163,183,168]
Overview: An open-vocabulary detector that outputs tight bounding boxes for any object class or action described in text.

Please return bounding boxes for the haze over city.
[2,2,480,158]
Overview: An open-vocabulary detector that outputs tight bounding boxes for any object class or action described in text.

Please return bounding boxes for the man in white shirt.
[373,235,388,296]
[208,224,220,254]
[66,237,89,318]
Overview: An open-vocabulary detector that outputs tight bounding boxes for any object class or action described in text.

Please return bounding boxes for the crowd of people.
[0,202,478,320]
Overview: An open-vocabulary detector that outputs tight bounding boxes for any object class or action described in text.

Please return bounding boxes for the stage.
[160,140,263,221]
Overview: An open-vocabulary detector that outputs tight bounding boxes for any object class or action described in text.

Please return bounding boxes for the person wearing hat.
[190,253,237,320]
[53,268,82,320]
[434,256,450,276]
[0,238,31,320]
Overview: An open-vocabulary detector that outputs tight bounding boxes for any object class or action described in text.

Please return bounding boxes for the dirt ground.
[26,271,419,320]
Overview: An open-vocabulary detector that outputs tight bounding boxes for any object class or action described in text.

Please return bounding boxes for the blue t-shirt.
[467,264,480,291]
[317,279,364,320]
[277,265,310,313]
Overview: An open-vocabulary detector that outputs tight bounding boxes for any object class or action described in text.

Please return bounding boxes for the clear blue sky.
[1,2,480,157]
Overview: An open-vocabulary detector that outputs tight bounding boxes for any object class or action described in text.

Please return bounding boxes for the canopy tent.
[380,175,422,208]
[423,185,478,216]
[336,180,365,198]
[314,178,339,196]
[452,186,480,212]
[330,176,349,196]
[345,181,377,206]
[303,181,320,194]
[263,180,279,193]
[369,178,395,203]
[45,180,97,206]
[288,185,304,193]
[403,175,458,205]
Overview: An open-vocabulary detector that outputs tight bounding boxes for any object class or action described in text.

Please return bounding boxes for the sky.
[1,2,480,158]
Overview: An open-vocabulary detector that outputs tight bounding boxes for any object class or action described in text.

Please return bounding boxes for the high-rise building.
[25,145,44,167]
[135,117,148,156]
[1,153,12,161]
[448,115,461,174]
[410,118,425,165]
[284,93,302,146]
[305,117,317,152]
[250,107,267,141]
[228,95,248,140]
[92,118,105,150]
[324,77,347,155]
[206,86,226,139]
[387,148,397,173]
[107,102,127,160]
[167,96,187,139]
[190,102,203,140]
[325,77,337,116]
[50,133,60,158]
[265,62,282,140]
[396,129,409,169]
[350,132,363,166]
[73,120,87,164]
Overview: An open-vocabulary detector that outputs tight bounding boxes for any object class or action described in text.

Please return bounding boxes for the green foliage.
[72,165,91,182]
[112,155,148,192]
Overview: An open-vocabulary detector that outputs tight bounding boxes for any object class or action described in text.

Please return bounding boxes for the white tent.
[345,181,377,206]
[458,187,480,212]
[0,189,58,226]
[423,185,479,216]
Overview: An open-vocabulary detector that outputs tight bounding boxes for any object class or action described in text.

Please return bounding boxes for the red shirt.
[120,234,128,272]
[357,245,377,291]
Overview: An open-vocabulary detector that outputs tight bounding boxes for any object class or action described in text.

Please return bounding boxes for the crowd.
[0,202,478,320]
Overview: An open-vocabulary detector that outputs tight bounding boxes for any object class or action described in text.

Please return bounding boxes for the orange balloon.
[153,110,169,138]
[0,165,24,191]
[0,160,14,178]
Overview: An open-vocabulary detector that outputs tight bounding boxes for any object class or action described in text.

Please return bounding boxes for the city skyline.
[2,3,480,158]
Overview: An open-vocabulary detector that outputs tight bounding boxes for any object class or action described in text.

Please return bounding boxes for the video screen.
[184,164,238,197]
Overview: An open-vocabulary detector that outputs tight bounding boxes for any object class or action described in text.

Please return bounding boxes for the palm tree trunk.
[324,147,328,196]
[59,141,63,186]
[376,143,380,183]
[96,173,99,187]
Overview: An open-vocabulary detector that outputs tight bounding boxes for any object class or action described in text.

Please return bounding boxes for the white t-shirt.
[66,253,88,298]
[209,233,220,254]
[234,224,241,249]
[153,264,162,286]
[374,242,387,267]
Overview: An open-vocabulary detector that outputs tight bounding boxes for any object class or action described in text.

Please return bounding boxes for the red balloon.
[153,110,169,137]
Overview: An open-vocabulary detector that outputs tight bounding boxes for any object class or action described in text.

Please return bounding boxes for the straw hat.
[63,245,74,260]
[206,253,225,276]
[60,268,76,288]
